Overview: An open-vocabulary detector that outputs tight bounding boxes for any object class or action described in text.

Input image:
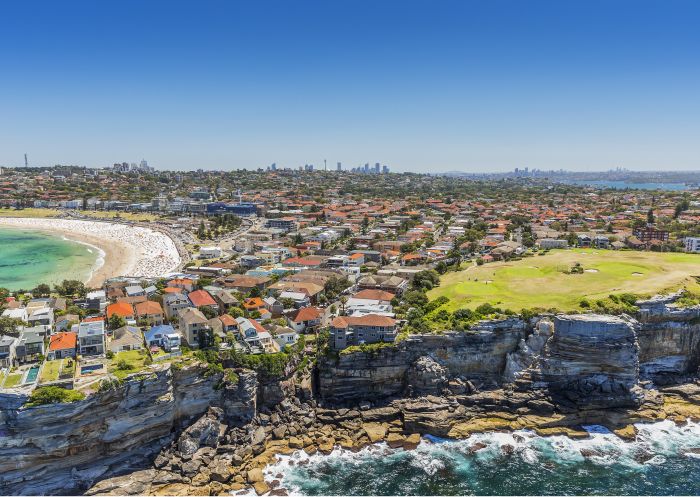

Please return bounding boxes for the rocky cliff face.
[0,363,256,495]
[320,309,700,407]
[318,318,527,403]
[530,314,643,408]
[636,293,700,382]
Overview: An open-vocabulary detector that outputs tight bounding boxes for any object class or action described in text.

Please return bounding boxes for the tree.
[227,306,244,318]
[108,314,126,330]
[199,305,217,319]
[26,386,85,406]
[647,208,655,225]
[0,316,23,337]
[248,286,262,298]
[197,220,206,239]
[54,280,87,297]
[32,283,51,296]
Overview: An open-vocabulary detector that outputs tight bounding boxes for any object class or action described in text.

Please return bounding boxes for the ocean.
[562,180,691,191]
[265,420,700,495]
[0,227,99,291]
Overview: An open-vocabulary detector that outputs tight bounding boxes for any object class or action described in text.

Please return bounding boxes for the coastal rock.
[246,468,264,484]
[407,356,448,396]
[254,481,271,495]
[403,433,421,450]
[177,407,225,456]
[84,469,157,495]
[362,422,388,443]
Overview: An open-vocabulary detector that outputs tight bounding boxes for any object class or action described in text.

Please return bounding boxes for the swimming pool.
[80,364,104,374]
[24,365,39,384]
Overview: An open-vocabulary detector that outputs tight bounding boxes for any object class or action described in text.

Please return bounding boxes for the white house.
[685,237,700,253]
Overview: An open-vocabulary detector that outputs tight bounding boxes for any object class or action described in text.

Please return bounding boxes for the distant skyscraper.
[270,162,277,171]
[382,165,389,174]
[374,162,380,173]
[337,162,342,171]
[364,163,369,173]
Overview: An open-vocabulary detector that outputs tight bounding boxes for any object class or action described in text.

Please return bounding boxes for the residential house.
[178,308,210,347]
[135,301,165,326]
[188,289,219,314]
[106,302,135,324]
[163,292,191,320]
[124,285,146,298]
[167,278,196,293]
[330,314,398,350]
[144,324,181,351]
[217,275,270,294]
[287,307,322,333]
[78,320,106,356]
[0,335,17,368]
[47,332,77,360]
[14,330,45,363]
[27,307,54,334]
[109,326,144,353]
[85,290,107,311]
[356,274,408,295]
[263,296,284,317]
[536,238,568,249]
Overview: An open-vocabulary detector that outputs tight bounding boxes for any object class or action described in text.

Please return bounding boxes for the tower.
[24,153,28,167]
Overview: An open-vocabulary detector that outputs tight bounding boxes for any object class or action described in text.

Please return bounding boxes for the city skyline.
[1,0,699,172]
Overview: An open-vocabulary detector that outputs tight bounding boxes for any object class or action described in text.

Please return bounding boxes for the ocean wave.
[263,420,700,495]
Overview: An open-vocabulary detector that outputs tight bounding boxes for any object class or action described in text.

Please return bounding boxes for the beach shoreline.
[0,218,181,287]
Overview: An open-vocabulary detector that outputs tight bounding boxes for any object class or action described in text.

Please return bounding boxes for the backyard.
[109,349,152,379]
[428,249,700,312]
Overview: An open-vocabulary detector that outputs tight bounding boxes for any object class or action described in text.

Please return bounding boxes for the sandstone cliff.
[0,363,256,495]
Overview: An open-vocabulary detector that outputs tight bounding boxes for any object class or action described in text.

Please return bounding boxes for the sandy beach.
[0,218,181,287]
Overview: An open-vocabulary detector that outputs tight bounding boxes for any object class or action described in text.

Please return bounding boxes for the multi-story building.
[685,237,700,253]
[330,314,397,350]
[78,320,106,356]
[633,226,670,243]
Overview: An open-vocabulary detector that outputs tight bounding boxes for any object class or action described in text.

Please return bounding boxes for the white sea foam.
[260,420,700,495]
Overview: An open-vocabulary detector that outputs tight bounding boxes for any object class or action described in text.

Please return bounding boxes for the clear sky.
[1,0,699,172]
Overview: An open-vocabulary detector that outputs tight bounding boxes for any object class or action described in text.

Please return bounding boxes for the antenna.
[324,159,327,171]
[24,153,28,167]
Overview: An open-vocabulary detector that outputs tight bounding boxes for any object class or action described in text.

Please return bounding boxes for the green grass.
[3,373,23,388]
[39,360,62,383]
[428,249,700,313]
[0,207,61,218]
[109,349,150,379]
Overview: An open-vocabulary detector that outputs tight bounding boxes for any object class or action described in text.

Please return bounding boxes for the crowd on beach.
[0,218,181,280]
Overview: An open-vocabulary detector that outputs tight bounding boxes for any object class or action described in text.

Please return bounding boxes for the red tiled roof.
[188,289,217,307]
[107,302,134,318]
[352,289,396,302]
[291,307,321,323]
[219,314,236,327]
[331,314,396,328]
[135,301,163,316]
[49,332,77,351]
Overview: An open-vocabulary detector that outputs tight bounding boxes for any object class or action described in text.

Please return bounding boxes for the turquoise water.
[24,365,39,384]
[0,227,98,291]
[266,421,700,495]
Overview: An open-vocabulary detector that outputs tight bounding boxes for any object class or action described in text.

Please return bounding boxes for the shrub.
[26,386,85,406]
[116,359,132,371]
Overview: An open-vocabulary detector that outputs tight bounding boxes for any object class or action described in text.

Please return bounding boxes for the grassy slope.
[0,208,159,222]
[428,249,700,312]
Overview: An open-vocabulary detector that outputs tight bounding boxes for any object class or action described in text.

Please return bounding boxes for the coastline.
[0,217,181,287]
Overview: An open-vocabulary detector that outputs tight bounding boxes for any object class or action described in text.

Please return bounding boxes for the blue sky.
[1,0,699,172]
